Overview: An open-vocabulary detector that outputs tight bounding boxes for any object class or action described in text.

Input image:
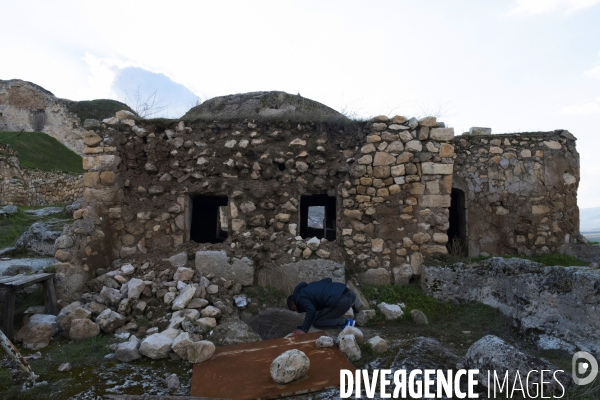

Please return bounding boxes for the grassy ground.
[0,132,83,173]
[0,205,71,249]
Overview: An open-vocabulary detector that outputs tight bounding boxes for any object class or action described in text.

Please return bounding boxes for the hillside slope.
[0,131,83,173]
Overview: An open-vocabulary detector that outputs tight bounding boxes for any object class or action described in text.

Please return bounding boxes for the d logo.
[572,351,598,386]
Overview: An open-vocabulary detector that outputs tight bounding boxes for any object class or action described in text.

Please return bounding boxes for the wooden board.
[0,273,55,290]
[191,332,352,399]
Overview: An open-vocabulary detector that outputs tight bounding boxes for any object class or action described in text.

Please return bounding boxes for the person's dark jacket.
[291,278,346,332]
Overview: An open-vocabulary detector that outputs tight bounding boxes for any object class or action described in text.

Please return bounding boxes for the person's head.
[287,295,297,311]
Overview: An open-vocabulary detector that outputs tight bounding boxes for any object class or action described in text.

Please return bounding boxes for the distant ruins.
[0,81,584,300]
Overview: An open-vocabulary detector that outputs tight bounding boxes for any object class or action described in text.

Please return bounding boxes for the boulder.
[96,309,126,333]
[339,334,361,361]
[59,307,92,333]
[171,332,194,359]
[168,252,189,267]
[355,310,376,326]
[195,250,254,286]
[338,326,364,345]
[15,221,63,256]
[195,317,217,333]
[410,309,429,325]
[465,335,571,393]
[173,266,194,281]
[187,341,215,363]
[210,318,261,346]
[378,303,403,320]
[270,349,310,384]
[69,319,100,340]
[100,286,123,305]
[139,333,174,359]
[357,268,391,286]
[171,284,196,311]
[115,340,141,362]
[316,336,334,348]
[368,336,388,353]
[23,324,54,350]
[346,282,369,311]
[127,278,146,300]
[201,305,222,319]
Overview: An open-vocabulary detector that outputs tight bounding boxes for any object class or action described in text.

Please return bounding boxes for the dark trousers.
[313,289,357,329]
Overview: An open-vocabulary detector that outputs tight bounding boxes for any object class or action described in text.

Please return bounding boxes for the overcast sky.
[1,0,599,208]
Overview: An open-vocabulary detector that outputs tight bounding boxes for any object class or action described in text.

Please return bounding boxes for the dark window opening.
[32,109,45,131]
[300,194,336,241]
[447,188,467,255]
[190,195,229,243]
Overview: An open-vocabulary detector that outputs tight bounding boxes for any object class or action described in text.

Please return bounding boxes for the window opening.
[190,195,229,243]
[300,194,336,241]
[447,188,467,255]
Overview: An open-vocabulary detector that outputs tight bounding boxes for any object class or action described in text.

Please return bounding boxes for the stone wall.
[67,113,454,293]
[0,144,84,206]
[0,80,86,154]
[452,130,580,256]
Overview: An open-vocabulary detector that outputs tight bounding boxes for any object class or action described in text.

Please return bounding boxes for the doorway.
[447,188,467,255]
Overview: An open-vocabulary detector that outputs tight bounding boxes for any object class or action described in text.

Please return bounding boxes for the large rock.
[115,340,141,362]
[245,308,304,340]
[256,259,345,292]
[270,349,310,384]
[139,333,174,359]
[339,334,361,361]
[100,286,122,305]
[127,278,146,300]
[171,284,196,311]
[368,336,388,353]
[171,332,194,359]
[316,336,334,348]
[357,268,391,286]
[23,325,54,350]
[168,252,189,267]
[465,335,571,393]
[15,221,63,256]
[355,310,376,326]
[187,341,215,363]
[195,250,254,286]
[378,303,404,320]
[182,91,345,122]
[59,307,92,333]
[68,318,100,340]
[421,257,600,354]
[346,282,369,311]
[95,309,126,333]
[338,326,364,345]
[210,318,261,346]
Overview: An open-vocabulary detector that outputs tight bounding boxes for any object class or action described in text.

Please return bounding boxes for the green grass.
[0,205,71,249]
[0,132,83,173]
[68,99,134,123]
[520,253,589,267]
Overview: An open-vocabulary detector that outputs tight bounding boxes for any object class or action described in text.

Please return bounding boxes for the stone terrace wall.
[70,113,454,292]
[453,130,580,256]
[0,144,84,206]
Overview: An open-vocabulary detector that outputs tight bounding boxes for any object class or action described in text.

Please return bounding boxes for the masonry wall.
[0,143,83,206]
[68,114,454,294]
[0,80,86,154]
[452,130,580,256]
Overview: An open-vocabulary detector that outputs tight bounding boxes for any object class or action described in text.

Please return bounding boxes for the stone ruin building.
[0,83,583,301]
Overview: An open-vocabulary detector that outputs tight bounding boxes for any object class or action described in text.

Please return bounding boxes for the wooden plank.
[43,277,59,315]
[2,292,16,341]
[191,332,353,400]
[0,273,54,289]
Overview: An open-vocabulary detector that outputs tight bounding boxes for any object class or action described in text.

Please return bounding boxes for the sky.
[1,0,599,208]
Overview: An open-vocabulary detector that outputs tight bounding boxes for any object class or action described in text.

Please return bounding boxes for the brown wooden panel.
[191,332,352,400]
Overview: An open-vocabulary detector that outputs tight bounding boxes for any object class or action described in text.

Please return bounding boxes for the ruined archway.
[447,188,467,255]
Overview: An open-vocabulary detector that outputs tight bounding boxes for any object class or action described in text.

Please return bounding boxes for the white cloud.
[560,98,600,115]
[583,53,600,79]
[506,0,600,16]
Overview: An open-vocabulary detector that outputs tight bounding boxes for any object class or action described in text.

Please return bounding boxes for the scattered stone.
[355,309,376,326]
[368,336,388,353]
[201,306,222,319]
[69,319,100,340]
[171,284,196,311]
[187,340,215,363]
[139,333,174,359]
[165,373,180,390]
[410,309,429,325]
[339,334,361,361]
[115,340,141,362]
[234,295,247,309]
[377,303,403,320]
[120,264,135,275]
[57,362,71,372]
[316,336,334,348]
[96,309,126,333]
[338,326,364,345]
[270,349,310,384]
[171,332,194,359]
[173,266,194,281]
